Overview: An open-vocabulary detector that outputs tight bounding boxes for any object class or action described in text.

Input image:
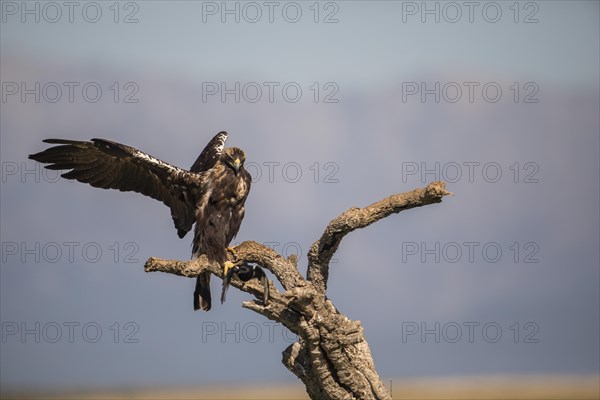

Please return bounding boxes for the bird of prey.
[29,131,256,311]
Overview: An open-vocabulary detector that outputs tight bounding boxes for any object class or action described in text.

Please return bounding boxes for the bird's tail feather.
[194,272,211,311]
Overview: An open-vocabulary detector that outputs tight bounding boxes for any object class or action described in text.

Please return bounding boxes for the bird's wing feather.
[29,138,203,238]
[189,131,228,173]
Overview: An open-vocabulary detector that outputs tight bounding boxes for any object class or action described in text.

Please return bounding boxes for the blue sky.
[1,0,599,392]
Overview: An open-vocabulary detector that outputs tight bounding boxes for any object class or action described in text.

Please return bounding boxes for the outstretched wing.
[29,138,203,238]
[190,131,227,173]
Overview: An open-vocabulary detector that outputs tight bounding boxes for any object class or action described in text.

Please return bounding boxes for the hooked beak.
[233,158,241,173]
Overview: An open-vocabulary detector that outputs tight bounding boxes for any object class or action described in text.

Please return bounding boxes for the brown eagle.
[29,131,251,311]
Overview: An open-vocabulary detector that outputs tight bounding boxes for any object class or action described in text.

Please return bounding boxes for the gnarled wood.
[144,182,452,400]
[307,181,452,294]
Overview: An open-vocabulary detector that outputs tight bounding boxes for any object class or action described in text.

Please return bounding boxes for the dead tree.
[145,181,452,400]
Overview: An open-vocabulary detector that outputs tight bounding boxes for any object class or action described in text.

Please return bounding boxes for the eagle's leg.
[226,246,239,259]
[223,260,236,278]
[224,246,242,277]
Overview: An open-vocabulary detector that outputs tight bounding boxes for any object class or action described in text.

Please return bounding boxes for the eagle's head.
[222,147,246,174]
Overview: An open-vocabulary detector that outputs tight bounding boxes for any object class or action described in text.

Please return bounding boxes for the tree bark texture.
[144,181,452,400]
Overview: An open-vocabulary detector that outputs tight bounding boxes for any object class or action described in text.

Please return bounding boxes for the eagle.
[29,131,255,311]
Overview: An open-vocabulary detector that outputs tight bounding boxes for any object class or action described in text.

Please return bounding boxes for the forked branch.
[306,181,452,293]
[143,181,452,400]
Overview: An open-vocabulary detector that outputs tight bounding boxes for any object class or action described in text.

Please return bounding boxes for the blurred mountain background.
[1,1,598,398]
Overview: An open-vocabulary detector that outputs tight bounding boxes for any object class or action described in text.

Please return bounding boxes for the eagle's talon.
[226,246,239,261]
[223,260,235,277]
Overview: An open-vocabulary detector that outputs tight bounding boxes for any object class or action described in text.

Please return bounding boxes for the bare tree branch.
[230,240,305,290]
[145,240,304,290]
[145,255,276,302]
[306,181,452,294]
[143,182,451,400]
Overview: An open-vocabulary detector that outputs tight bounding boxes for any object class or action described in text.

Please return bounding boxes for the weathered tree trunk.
[145,181,452,399]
